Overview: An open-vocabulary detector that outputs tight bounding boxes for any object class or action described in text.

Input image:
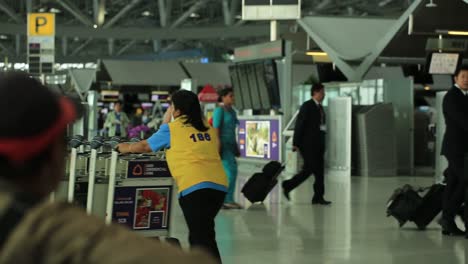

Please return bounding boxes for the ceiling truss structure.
[0,0,415,63]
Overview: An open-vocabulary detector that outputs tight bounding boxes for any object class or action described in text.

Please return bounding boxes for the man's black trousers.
[443,155,466,221]
[284,147,325,200]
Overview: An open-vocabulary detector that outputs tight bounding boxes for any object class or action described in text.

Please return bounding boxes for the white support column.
[270,20,278,41]
[222,0,232,26]
[158,0,168,27]
[87,91,99,140]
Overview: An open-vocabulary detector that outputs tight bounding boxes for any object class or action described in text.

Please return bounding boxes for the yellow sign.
[28,13,55,36]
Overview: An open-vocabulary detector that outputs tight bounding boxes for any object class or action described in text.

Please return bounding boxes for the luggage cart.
[56,135,89,206]
[85,137,179,243]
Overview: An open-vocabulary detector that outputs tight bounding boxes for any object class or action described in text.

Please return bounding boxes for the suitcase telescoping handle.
[67,135,86,203]
[105,137,122,225]
[86,136,104,214]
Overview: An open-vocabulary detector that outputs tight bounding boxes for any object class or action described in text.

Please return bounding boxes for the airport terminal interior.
[0,0,467,263]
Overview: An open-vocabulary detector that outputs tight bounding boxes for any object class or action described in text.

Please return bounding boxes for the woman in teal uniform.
[213,88,242,209]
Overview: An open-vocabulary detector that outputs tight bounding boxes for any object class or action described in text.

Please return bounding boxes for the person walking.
[104,101,130,138]
[282,83,332,205]
[440,65,468,237]
[117,90,228,262]
[213,88,242,209]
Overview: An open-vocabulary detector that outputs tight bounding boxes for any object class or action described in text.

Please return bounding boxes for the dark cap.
[0,72,82,163]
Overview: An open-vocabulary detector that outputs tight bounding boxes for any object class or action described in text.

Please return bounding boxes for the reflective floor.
[170,176,467,264]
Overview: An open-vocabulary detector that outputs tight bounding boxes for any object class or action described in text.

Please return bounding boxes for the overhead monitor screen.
[245,64,262,110]
[264,60,281,108]
[428,53,460,75]
[101,90,119,102]
[238,65,253,109]
[229,65,245,110]
[255,63,272,110]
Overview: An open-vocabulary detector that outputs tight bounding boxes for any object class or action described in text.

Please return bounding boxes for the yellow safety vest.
[166,117,228,193]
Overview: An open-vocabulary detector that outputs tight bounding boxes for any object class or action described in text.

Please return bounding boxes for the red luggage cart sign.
[127,160,171,178]
[113,186,172,231]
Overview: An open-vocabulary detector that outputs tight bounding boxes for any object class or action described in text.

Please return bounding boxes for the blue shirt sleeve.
[147,124,171,152]
[212,107,223,129]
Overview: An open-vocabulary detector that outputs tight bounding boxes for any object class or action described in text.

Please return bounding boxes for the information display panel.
[428,52,461,75]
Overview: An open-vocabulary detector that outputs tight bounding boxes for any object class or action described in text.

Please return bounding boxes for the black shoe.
[312,198,332,205]
[282,182,291,201]
[439,218,464,236]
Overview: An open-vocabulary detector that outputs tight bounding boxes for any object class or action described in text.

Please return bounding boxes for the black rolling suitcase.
[241,161,285,203]
[411,184,445,230]
[387,184,445,229]
[386,185,423,227]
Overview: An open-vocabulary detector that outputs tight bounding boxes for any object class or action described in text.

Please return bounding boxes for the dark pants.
[442,155,466,221]
[179,188,225,263]
[284,140,325,200]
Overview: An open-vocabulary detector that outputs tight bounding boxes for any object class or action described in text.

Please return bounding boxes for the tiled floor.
[170,176,467,264]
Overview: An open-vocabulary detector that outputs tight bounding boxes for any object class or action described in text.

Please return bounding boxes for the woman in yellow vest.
[116,90,228,263]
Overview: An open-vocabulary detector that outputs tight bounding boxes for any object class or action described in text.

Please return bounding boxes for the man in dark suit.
[282,83,331,205]
[440,65,468,237]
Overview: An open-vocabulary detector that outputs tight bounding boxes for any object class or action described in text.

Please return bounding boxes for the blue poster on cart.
[113,186,172,231]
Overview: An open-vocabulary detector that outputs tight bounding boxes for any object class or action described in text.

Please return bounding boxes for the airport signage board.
[28,13,55,36]
[27,13,55,75]
[234,40,284,62]
[242,0,301,20]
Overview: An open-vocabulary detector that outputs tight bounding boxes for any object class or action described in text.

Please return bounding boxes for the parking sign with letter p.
[28,13,55,36]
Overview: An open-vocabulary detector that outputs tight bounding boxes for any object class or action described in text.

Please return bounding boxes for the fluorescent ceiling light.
[49,8,61,13]
[141,11,152,17]
[306,51,328,56]
[448,31,468,36]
